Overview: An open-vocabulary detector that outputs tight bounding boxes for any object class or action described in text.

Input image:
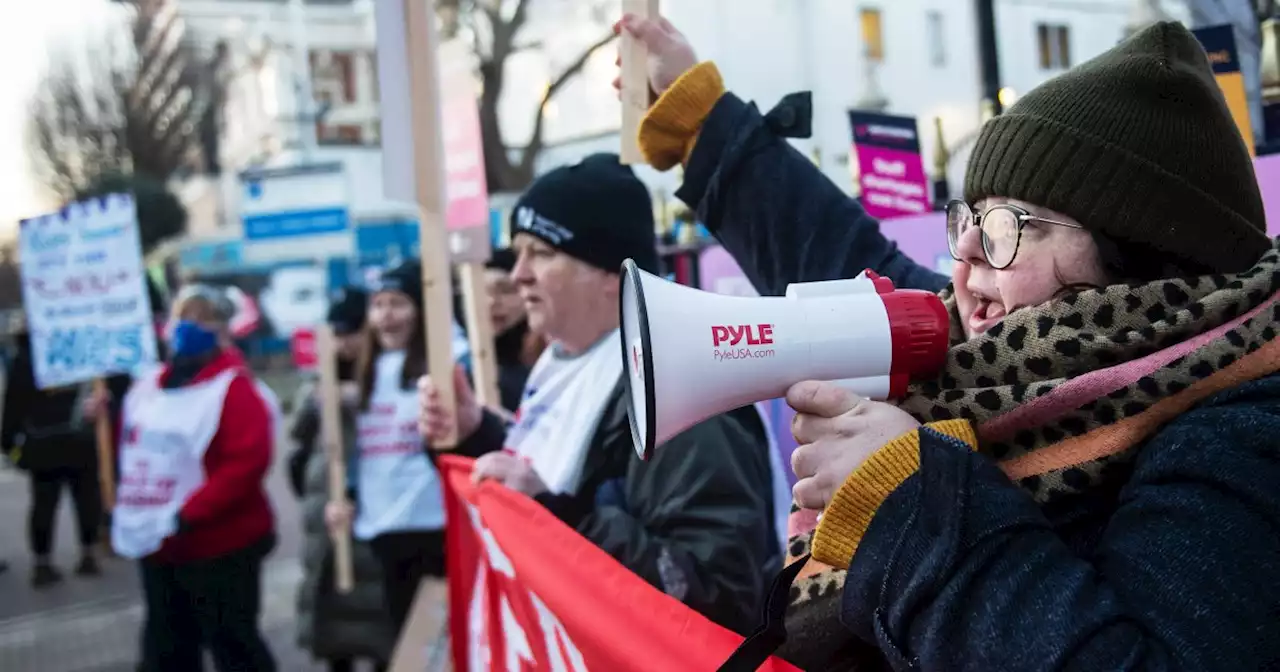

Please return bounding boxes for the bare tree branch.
[517,30,617,176]
[26,0,224,202]
[451,0,618,190]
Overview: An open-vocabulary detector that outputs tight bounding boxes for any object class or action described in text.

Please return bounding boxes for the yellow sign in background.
[1194,24,1256,157]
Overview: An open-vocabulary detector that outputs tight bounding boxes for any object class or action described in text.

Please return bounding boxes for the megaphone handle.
[829,377,891,400]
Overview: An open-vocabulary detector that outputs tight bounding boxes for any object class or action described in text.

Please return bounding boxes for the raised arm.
[618,15,947,296]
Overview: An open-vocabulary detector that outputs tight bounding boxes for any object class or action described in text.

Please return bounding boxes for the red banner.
[440,456,800,672]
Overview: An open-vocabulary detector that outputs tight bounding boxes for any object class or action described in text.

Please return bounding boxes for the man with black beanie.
[420,152,782,635]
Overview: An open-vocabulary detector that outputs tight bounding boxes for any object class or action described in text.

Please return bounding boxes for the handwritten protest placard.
[19,194,159,390]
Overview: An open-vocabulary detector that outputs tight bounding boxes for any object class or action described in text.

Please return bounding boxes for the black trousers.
[369,530,446,636]
[137,534,277,672]
[28,467,100,556]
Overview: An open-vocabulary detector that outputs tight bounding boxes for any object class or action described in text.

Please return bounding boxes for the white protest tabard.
[18,194,159,390]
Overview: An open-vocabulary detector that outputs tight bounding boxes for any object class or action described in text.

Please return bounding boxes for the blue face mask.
[169,320,219,358]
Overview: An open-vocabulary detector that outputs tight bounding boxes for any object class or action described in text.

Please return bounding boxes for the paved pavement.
[0,423,330,672]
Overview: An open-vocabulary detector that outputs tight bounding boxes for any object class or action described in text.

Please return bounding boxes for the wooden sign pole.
[620,0,660,164]
[457,263,500,409]
[401,0,459,448]
[92,378,116,514]
[316,325,354,594]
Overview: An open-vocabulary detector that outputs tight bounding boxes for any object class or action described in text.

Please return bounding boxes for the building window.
[1036,23,1072,69]
[925,11,945,67]
[310,50,356,103]
[860,8,884,62]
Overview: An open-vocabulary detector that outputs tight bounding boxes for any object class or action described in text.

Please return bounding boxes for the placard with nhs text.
[18,194,159,389]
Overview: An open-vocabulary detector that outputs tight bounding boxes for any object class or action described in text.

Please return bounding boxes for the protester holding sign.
[1,327,111,587]
[621,14,1280,671]
[289,286,367,497]
[420,153,782,635]
[290,286,396,672]
[102,285,280,672]
[324,261,452,639]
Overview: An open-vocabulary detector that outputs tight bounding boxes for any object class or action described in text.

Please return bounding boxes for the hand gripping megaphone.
[620,260,951,460]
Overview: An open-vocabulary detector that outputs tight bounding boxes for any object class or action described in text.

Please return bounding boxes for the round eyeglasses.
[945,200,1083,270]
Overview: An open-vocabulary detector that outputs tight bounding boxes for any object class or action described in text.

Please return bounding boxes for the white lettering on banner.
[466,504,515,577]
[501,593,536,671]
[465,504,589,671]
[446,150,482,174]
[865,192,928,214]
[865,123,916,140]
[467,555,491,672]
[448,178,486,202]
[529,592,588,672]
[871,157,906,177]
[862,174,926,198]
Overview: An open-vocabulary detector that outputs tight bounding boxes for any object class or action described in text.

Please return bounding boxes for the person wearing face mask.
[102,285,280,672]
[484,248,547,414]
[419,153,786,636]
[324,261,451,640]
[289,286,396,672]
[619,15,1280,672]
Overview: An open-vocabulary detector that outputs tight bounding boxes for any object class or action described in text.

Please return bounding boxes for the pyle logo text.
[711,324,774,347]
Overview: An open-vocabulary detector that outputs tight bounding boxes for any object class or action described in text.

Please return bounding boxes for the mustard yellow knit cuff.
[638,62,725,171]
[812,420,978,569]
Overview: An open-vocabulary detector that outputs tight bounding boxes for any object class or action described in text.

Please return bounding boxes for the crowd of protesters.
[2,10,1277,672]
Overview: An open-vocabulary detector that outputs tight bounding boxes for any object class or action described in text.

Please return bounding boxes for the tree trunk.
[470,1,615,192]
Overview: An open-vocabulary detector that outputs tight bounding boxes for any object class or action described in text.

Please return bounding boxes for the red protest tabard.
[439,456,801,672]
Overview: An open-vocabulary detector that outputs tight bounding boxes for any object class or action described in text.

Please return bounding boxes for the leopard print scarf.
[778,239,1280,671]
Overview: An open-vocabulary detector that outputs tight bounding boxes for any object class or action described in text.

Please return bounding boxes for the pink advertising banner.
[442,92,488,232]
[439,42,491,262]
[849,110,931,220]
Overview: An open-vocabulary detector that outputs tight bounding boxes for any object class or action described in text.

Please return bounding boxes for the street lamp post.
[975,0,1003,116]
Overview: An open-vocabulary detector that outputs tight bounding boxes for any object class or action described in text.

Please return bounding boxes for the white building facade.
[173,0,1195,242]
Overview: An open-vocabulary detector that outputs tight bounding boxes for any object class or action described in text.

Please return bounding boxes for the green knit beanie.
[964,21,1270,274]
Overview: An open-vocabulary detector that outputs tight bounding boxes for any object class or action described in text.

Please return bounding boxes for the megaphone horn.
[620,259,951,461]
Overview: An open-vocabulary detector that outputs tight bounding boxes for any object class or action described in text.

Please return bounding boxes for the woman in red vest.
[99,285,281,672]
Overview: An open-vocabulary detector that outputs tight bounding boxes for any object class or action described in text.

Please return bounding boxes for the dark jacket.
[840,374,1280,671]
[459,380,781,636]
[679,91,948,297]
[289,380,396,663]
[494,321,536,414]
[1,332,129,472]
[682,90,1280,669]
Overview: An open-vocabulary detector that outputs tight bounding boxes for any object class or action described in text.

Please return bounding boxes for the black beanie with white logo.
[509,153,660,274]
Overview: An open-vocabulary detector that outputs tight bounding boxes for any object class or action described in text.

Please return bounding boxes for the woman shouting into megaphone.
[617,12,1280,672]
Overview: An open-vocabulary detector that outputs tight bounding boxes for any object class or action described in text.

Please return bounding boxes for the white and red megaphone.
[620,260,951,460]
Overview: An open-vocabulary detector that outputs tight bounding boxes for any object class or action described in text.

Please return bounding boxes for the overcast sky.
[0,0,114,231]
